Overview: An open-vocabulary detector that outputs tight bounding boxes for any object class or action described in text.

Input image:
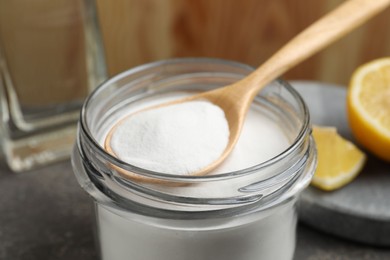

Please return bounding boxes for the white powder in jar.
[110,101,229,175]
[97,92,296,260]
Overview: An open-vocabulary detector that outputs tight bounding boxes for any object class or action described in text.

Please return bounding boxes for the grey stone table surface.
[0,160,390,260]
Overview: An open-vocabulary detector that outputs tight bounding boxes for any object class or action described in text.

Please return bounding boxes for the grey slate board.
[293,80,390,246]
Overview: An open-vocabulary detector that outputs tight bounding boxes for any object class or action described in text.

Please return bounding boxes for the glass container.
[0,0,106,171]
[72,58,316,260]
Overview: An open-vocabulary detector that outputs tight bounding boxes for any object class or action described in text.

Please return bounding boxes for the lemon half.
[347,57,390,161]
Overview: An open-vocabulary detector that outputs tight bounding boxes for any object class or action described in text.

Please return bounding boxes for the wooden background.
[96,0,390,86]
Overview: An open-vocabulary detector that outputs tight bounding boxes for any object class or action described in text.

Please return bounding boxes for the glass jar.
[72,58,316,260]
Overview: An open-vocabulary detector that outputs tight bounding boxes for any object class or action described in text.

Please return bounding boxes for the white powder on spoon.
[110,101,229,175]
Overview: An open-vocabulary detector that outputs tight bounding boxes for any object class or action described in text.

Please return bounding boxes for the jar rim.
[79,57,311,182]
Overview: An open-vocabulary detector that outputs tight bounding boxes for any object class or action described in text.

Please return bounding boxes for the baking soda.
[97,92,295,260]
[110,101,229,175]
[97,199,296,260]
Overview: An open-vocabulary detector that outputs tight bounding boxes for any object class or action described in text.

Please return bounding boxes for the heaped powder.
[110,101,229,175]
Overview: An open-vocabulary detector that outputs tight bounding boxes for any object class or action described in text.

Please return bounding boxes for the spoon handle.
[242,0,390,96]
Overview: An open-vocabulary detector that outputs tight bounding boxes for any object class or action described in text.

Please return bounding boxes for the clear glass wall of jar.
[72,58,317,260]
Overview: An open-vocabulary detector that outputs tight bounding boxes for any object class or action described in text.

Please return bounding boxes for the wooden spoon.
[105,0,390,180]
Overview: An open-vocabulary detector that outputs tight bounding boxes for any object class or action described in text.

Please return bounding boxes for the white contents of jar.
[97,199,296,260]
[96,92,295,260]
